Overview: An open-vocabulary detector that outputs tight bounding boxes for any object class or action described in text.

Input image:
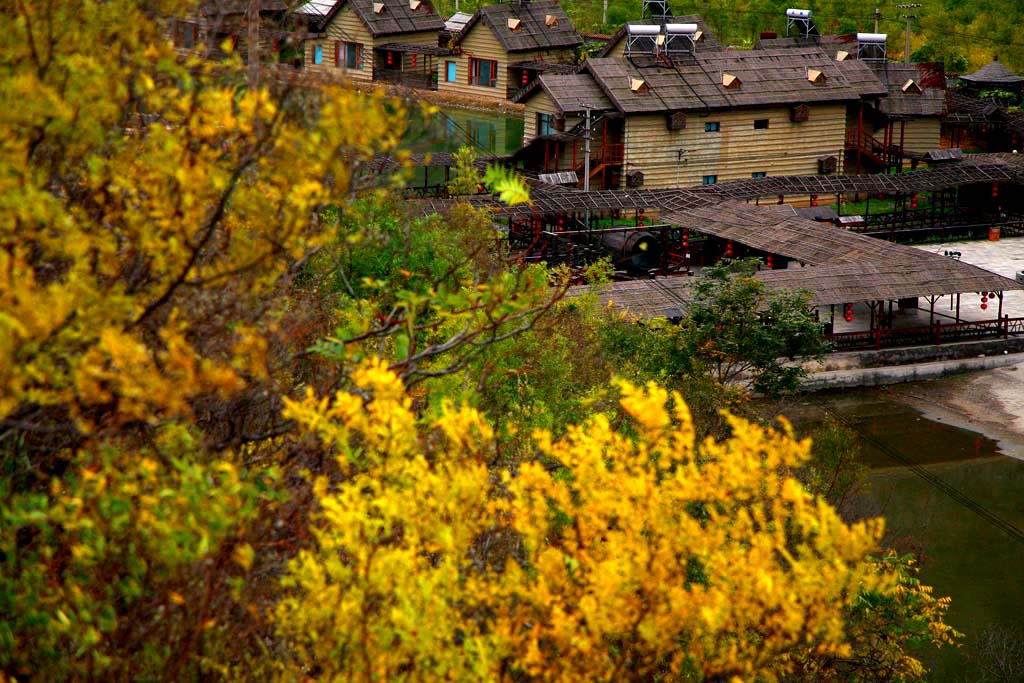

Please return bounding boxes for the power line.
[812,400,1024,545]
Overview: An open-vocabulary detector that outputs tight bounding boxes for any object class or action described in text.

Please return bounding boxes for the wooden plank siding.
[305,8,375,81]
[622,105,848,189]
[899,118,942,156]
[437,27,509,101]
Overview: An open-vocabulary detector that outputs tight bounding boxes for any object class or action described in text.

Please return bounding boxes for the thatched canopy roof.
[961,59,1024,85]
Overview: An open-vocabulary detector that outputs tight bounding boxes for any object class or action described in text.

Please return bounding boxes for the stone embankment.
[799,338,1024,391]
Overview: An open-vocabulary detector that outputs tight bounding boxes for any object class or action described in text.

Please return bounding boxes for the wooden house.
[168,1,307,66]
[753,33,948,170]
[436,0,583,103]
[517,46,886,189]
[514,73,619,187]
[868,63,947,166]
[302,0,445,88]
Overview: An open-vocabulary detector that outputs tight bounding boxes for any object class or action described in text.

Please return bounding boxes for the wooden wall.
[622,104,848,188]
[437,26,510,101]
[898,118,942,156]
[305,8,374,81]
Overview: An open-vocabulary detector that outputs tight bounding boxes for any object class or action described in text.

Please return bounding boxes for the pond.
[397,105,524,190]
[778,385,1024,681]
[403,105,525,157]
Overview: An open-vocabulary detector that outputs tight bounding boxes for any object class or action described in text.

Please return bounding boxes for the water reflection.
[779,388,1024,681]
[404,106,524,157]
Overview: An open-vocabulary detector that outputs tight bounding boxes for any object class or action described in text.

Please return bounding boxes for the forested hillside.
[435,0,1024,73]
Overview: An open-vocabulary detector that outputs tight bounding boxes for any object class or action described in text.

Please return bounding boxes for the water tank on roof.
[856,32,887,43]
[627,24,662,36]
[786,8,812,19]
[664,23,698,34]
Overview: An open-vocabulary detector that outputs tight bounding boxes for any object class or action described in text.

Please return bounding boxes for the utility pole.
[583,107,592,193]
[896,3,921,63]
[602,0,608,28]
[873,7,881,32]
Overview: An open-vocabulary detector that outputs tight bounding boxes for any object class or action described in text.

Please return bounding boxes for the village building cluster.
[167,1,1024,352]
[168,0,1024,192]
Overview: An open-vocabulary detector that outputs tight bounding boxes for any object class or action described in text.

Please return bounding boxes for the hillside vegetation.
[435,0,1024,73]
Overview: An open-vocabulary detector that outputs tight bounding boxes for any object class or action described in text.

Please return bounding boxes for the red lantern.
[766,254,774,268]
[845,315,854,322]
[982,303,989,310]
[844,303,854,322]
[982,296,988,303]
[810,194,818,207]
[387,51,394,65]
[992,182,999,199]
[522,69,529,85]
[911,193,918,209]
[411,54,417,67]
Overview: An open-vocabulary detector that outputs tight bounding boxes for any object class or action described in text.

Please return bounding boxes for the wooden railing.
[826,316,1024,352]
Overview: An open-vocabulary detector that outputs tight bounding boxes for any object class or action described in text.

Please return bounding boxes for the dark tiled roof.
[599,15,722,56]
[523,73,613,112]
[754,33,857,54]
[311,0,443,37]
[584,48,886,114]
[873,63,946,117]
[458,1,582,53]
[961,59,1024,85]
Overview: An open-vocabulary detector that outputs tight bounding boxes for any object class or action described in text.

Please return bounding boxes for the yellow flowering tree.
[276,359,958,683]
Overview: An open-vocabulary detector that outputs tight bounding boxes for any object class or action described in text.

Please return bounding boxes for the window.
[174,21,199,49]
[751,171,767,178]
[334,42,362,68]
[313,44,323,65]
[754,118,769,129]
[346,42,362,69]
[446,61,457,82]
[702,175,717,185]
[469,57,498,87]
[537,113,555,136]
[704,121,720,132]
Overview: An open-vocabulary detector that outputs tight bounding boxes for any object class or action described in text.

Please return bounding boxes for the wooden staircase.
[845,130,902,173]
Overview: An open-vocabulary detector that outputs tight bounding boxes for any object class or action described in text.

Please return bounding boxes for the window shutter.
[335,41,341,66]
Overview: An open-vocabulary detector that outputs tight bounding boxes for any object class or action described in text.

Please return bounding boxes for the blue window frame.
[313,44,323,65]
[470,57,497,87]
[751,171,767,178]
[446,61,457,82]
[538,113,554,136]
[345,42,361,69]
[702,175,717,185]
[704,121,720,132]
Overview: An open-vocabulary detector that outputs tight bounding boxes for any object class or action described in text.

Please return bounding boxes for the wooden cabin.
[868,63,947,166]
[168,1,307,66]
[437,0,582,103]
[514,73,620,187]
[753,33,948,171]
[518,47,886,190]
[303,0,445,88]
